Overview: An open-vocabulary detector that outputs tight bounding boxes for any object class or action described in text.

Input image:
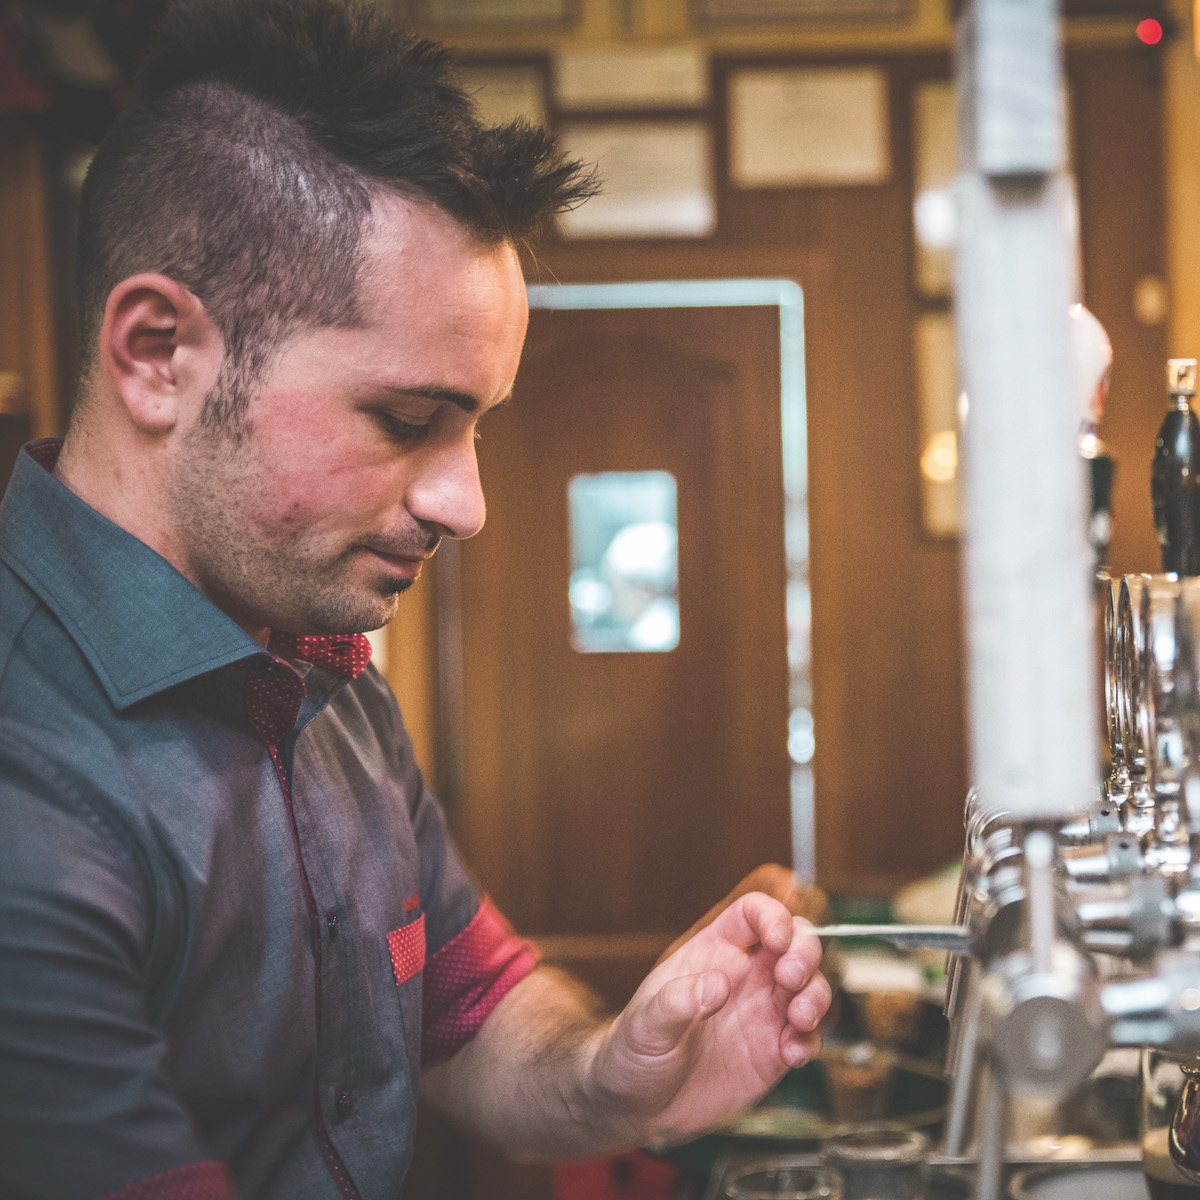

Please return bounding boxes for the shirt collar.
[0,440,370,710]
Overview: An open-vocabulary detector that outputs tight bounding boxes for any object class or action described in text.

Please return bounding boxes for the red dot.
[1137,18,1163,44]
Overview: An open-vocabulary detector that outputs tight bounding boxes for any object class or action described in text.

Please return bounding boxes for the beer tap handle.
[805,924,972,953]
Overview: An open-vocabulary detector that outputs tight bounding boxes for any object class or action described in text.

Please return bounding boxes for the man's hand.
[656,863,831,965]
[587,891,831,1147]
[420,875,832,1160]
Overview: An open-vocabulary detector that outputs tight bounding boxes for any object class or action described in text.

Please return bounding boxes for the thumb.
[624,970,731,1057]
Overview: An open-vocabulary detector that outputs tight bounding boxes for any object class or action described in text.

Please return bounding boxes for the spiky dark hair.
[75,0,596,427]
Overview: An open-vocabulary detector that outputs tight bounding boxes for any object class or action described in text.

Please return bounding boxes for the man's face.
[164,193,529,639]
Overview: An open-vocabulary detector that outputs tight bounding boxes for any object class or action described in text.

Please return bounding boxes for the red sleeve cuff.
[421,896,540,1065]
[100,1161,235,1200]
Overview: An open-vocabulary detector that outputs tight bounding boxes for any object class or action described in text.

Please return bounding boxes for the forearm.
[417,965,636,1161]
[416,893,830,1163]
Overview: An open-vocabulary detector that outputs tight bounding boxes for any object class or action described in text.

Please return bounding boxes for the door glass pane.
[567,471,679,653]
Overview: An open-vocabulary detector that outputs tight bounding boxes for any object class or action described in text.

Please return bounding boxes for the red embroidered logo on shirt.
[403,888,420,913]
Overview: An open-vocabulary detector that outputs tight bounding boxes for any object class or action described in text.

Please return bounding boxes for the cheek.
[265,464,400,535]
[267,475,339,532]
[245,398,403,533]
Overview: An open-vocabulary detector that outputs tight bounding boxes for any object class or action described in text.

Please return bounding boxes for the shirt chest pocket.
[386,912,426,987]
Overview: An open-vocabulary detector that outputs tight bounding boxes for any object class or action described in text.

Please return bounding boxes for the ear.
[98,274,224,434]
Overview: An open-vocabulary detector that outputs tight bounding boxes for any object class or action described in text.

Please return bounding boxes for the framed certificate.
[696,0,911,20]
[455,65,548,127]
[728,66,890,188]
[556,121,715,239]
[414,0,571,26]
[554,46,709,111]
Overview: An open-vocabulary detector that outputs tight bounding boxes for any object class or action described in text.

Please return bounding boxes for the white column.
[954,0,1098,821]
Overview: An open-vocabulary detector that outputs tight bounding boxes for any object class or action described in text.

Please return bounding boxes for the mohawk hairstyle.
[75,0,597,428]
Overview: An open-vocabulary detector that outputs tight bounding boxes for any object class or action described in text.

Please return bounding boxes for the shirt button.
[326,911,339,943]
[334,1088,353,1120]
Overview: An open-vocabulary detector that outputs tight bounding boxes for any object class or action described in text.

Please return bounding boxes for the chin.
[295,586,406,636]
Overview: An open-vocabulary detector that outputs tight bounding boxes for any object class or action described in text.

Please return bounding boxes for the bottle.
[1152,359,1200,576]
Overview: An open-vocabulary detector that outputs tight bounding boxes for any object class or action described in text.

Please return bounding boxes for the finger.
[787,970,833,1032]
[655,872,773,966]
[739,868,832,926]
[780,1024,822,1069]
[773,918,823,990]
[655,869,829,967]
[624,970,732,1056]
[710,892,794,956]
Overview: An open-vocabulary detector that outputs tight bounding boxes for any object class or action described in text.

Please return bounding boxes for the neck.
[55,423,168,547]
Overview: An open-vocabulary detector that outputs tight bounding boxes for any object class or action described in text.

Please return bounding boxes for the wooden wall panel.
[1074,48,1170,580]
[383,563,441,786]
[0,120,62,449]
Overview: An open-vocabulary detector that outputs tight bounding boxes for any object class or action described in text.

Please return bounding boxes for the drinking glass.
[1103,574,1131,804]
[1119,573,1155,834]
[721,1163,843,1200]
[820,1125,928,1200]
[1118,573,1150,779]
[820,1041,894,1122]
[1141,575,1185,790]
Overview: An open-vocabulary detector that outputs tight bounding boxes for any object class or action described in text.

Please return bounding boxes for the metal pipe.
[973,1064,1009,1200]
[944,960,986,1157]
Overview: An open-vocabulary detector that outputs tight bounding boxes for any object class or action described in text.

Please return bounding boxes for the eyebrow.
[381,385,511,414]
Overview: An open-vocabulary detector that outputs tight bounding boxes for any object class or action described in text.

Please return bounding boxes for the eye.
[376,411,430,442]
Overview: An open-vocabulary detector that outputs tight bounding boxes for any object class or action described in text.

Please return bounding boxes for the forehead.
[355,193,529,377]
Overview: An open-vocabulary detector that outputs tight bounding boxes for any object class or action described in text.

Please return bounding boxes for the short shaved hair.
[76,0,595,429]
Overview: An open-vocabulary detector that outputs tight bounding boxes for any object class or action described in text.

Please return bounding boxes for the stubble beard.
[166,389,420,636]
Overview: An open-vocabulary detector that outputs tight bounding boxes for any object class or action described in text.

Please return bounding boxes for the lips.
[354,523,441,585]
[360,530,441,561]
[364,547,427,578]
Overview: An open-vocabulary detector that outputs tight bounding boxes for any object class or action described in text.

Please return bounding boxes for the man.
[0,1,832,1196]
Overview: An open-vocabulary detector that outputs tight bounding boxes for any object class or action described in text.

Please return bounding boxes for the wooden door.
[450,301,792,1003]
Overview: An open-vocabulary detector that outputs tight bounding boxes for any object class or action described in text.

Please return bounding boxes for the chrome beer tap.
[945,571,1200,1193]
[1105,576,1134,811]
[1120,574,1158,838]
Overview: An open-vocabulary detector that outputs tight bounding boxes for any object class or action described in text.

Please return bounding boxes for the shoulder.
[0,717,153,865]
[0,717,158,951]
[0,567,149,843]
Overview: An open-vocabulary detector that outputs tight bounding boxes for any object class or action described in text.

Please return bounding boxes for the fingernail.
[794,1002,818,1031]
[772,921,790,945]
[781,960,809,990]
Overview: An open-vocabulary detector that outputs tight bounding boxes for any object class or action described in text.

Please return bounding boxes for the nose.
[405,435,487,540]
